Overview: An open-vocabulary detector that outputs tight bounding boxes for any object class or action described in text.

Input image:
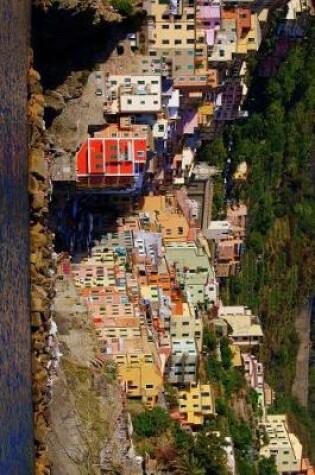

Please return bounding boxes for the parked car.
[127,33,137,48]
[95,88,103,96]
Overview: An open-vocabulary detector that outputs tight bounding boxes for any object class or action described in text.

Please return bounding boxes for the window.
[127,99,132,104]
[137,151,145,157]
[110,80,117,85]
[162,39,170,45]
[162,24,169,29]
[124,77,131,82]
[187,64,194,70]
[149,51,157,56]
[187,14,194,19]
[178,226,184,234]
[175,39,182,45]
[187,39,194,44]
[138,80,145,84]
[187,24,194,30]
[152,80,159,84]
[95,164,103,169]
[175,24,182,29]
[219,49,225,57]
[145,384,154,389]
[248,37,255,43]
[153,100,159,104]
[110,145,118,150]
[175,50,182,56]
[187,50,194,56]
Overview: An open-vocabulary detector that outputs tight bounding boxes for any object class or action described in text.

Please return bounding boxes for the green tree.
[112,0,133,15]
[132,407,171,438]
[258,456,278,475]
[193,431,229,475]
[173,454,206,475]
[220,337,233,370]
[203,328,217,352]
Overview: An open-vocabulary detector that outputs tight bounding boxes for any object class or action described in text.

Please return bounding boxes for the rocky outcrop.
[33,0,120,24]
[28,51,55,475]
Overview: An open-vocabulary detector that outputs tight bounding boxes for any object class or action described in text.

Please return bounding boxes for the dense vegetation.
[130,328,278,474]
[222,18,315,459]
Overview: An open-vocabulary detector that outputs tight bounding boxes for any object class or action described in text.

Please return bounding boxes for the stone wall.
[28,51,55,475]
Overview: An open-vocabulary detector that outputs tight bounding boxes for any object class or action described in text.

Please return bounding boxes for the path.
[292,303,311,407]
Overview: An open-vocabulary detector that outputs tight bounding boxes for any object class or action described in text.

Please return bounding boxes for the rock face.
[28,52,55,475]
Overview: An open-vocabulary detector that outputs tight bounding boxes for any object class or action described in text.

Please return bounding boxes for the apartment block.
[176,382,216,426]
[226,202,247,232]
[145,0,196,75]
[206,220,234,240]
[105,336,163,407]
[76,131,148,189]
[215,237,243,277]
[81,286,130,304]
[72,263,116,288]
[165,241,218,304]
[259,415,303,474]
[218,306,263,347]
[169,301,203,349]
[167,338,198,384]
[104,75,162,114]
[242,353,265,409]
[155,212,190,242]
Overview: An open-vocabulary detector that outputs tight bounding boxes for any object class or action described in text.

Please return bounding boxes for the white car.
[127,33,137,48]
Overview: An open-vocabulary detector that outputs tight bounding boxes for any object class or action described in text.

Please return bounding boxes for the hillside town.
[47,0,315,473]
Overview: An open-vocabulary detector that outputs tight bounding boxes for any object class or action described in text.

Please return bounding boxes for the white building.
[218,306,263,347]
[167,338,198,385]
[206,220,234,241]
[259,415,303,474]
[105,75,162,114]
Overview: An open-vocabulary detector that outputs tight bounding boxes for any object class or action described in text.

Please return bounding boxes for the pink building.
[226,203,247,234]
[242,353,264,391]
[196,4,221,47]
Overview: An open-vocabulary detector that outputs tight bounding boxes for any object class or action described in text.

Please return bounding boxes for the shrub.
[132,407,171,438]
[112,0,133,15]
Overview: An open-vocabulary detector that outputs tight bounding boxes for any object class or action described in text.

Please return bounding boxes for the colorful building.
[176,382,216,426]
[105,336,163,407]
[165,241,218,305]
[76,129,148,189]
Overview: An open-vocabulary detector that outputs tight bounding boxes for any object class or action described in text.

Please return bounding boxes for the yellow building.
[138,195,166,213]
[237,14,262,54]
[178,382,216,426]
[105,336,163,407]
[147,0,196,51]
[156,212,190,242]
[144,0,197,76]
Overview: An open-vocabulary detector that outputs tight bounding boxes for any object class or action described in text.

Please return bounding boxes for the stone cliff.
[30,0,146,472]
[28,50,55,475]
